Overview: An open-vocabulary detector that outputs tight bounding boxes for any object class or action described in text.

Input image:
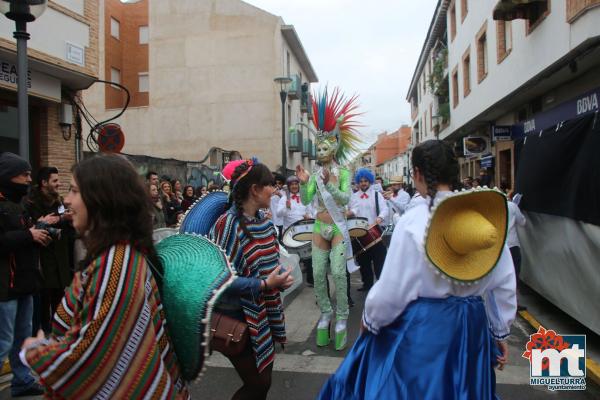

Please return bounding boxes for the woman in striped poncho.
[19,154,188,399]
[210,159,294,400]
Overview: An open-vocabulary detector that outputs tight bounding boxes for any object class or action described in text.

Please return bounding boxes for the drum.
[286,219,315,242]
[346,217,369,238]
[352,224,384,256]
[282,221,313,260]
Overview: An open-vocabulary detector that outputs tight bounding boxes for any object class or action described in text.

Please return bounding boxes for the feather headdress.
[311,87,362,164]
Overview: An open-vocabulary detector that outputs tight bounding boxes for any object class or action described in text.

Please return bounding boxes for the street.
[1,273,598,399]
[189,275,600,400]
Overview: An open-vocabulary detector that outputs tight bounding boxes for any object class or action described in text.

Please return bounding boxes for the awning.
[493,0,547,21]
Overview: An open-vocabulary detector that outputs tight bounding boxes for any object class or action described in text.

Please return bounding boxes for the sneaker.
[13,382,44,397]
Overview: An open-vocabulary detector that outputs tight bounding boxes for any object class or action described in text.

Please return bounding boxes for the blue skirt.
[318,296,499,400]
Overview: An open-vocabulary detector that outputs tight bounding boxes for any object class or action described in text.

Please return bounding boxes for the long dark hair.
[411,140,459,207]
[228,161,273,238]
[73,154,158,268]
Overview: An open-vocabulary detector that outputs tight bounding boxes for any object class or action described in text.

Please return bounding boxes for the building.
[406,1,450,149]
[409,0,600,335]
[0,0,99,183]
[410,0,600,189]
[83,0,318,173]
[372,125,411,180]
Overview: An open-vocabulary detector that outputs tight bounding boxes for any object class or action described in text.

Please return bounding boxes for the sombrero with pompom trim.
[178,191,229,236]
[155,233,235,381]
[424,187,508,284]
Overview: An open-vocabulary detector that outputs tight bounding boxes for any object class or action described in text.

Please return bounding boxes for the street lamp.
[0,0,47,162]
[274,76,292,176]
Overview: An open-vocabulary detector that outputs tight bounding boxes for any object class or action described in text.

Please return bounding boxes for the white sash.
[315,168,359,273]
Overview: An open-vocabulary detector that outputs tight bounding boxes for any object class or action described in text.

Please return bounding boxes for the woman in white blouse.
[318,140,517,400]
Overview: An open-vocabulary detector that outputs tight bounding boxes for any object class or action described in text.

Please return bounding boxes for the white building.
[83,0,318,173]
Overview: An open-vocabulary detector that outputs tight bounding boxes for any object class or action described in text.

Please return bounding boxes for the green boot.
[316,312,332,347]
[335,319,348,351]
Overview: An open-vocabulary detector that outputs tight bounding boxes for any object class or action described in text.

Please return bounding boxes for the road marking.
[206,352,344,375]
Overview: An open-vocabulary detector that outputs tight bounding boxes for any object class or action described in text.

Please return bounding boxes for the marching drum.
[287,219,315,242]
[282,220,313,260]
[352,224,384,256]
[346,217,369,238]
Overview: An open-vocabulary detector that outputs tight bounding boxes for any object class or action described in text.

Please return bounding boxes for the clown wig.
[354,168,375,184]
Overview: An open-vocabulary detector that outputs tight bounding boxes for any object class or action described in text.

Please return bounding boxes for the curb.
[519,310,600,387]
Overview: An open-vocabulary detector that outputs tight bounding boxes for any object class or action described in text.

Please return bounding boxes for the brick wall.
[104,0,149,109]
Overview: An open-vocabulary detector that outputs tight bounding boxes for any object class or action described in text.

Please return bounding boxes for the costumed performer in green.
[295,87,362,351]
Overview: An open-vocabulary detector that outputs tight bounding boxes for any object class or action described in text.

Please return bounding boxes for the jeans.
[0,295,37,395]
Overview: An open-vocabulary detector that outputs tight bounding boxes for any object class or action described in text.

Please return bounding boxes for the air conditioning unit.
[287,74,301,100]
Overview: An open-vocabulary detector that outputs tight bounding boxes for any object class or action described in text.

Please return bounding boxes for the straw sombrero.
[178,191,229,235]
[389,176,404,185]
[424,188,508,284]
[155,234,235,381]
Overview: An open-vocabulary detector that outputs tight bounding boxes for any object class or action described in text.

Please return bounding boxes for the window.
[526,1,550,34]
[139,73,149,93]
[461,0,468,22]
[110,68,121,89]
[110,17,120,39]
[462,48,471,97]
[567,0,600,22]
[452,66,459,108]
[476,23,488,83]
[139,26,149,44]
[286,51,291,77]
[449,2,457,41]
[496,21,512,63]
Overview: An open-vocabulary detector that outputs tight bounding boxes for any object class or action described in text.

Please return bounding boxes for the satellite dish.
[97,123,125,153]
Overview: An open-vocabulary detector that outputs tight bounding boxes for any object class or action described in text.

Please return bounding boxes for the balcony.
[302,138,310,157]
[287,74,302,100]
[288,127,303,152]
[309,141,316,160]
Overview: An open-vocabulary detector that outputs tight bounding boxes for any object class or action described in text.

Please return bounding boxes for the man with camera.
[25,167,74,334]
[0,152,45,397]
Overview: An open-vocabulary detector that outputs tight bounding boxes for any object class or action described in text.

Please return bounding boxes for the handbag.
[209,312,249,357]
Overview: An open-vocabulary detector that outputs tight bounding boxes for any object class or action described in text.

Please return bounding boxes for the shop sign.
[491,125,512,141]
[463,136,490,157]
[520,87,600,135]
[0,58,61,102]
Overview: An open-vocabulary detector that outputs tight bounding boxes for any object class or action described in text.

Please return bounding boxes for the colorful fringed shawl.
[210,208,286,372]
[25,244,188,399]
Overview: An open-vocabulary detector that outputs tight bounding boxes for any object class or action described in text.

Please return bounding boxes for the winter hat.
[0,152,32,185]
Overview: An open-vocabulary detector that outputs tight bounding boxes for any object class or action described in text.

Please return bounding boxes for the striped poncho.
[24,243,188,399]
[210,208,286,372]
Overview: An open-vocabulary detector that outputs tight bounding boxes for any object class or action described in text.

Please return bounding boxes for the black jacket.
[25,188,74,289]
[0,193,43,300]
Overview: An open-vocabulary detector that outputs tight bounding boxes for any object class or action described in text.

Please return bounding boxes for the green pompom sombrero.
[155,233,235,381]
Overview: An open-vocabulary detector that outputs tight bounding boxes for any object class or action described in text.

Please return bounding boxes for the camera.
[35,221,61,240]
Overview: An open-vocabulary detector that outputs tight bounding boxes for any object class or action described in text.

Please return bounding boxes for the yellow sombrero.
[424,188,508,283]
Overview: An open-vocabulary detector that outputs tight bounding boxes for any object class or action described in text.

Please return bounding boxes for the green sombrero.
[155,233,235,381]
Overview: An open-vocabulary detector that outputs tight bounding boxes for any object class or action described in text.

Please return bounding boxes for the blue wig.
[354,168,375,184]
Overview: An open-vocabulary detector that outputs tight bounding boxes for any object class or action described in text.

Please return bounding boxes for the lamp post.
[0,0,47,162]
[274,76,292,176]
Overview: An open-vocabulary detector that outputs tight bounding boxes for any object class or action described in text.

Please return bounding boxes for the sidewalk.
[519,283,600,385]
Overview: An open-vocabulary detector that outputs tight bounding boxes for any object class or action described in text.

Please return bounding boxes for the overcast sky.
[244,0,438,145]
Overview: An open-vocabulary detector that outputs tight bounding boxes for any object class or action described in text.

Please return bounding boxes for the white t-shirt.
[507,201,526,248]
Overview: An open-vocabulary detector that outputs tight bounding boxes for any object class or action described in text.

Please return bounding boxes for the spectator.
[479,168,492,187]
[181,185,197,213]
[146,170,159,187]
[472,178,481,188]
[0,152,45,397]
[25,167,74,335]
[20,154,189,398]
[149,183,166,229]
[462,176,473,189]
[160,180,181,227]
[196,185,208,198]
[208,183,220,192]
[507,193,527,310]
[172,179,183,204]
